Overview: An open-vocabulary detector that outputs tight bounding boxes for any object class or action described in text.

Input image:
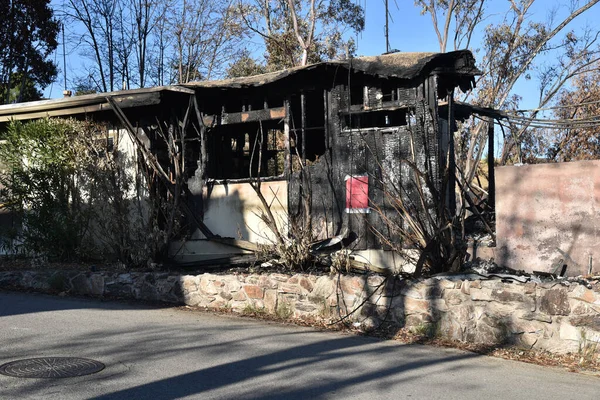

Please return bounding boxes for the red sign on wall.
[345,175,369,213]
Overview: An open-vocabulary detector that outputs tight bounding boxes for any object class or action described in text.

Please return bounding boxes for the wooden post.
[284,97,291,177]
[323,89,329,150]
[191,96,207,221]
[447,90,456,214]
[300,91,307,166]
[192,96,207,182]
[488,117,495,212]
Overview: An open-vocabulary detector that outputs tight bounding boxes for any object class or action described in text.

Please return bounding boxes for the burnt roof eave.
[0,86,194,122]
[183,50,480,90]
[0,50,481,121]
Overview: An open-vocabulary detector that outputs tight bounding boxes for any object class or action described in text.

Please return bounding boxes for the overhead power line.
[513,99,600,114]
[464,100,600,130]
[474,115,600,131]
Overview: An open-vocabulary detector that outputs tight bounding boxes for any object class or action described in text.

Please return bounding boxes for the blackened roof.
[183,50,479,89]
[0,50,480,122]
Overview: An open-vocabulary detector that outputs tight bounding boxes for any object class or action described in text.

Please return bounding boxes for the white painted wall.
[170,180,288,261]
[202,180,289,243]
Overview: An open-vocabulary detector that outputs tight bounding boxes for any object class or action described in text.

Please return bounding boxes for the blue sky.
[358,0,600,53]
[357,0,600,110]
[46,0,600,112]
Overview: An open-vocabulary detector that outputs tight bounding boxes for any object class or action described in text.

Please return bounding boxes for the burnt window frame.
[339,81,410,134]
[205,119,287,182]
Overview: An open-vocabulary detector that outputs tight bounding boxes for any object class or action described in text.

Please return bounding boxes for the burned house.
[0,51,479,270]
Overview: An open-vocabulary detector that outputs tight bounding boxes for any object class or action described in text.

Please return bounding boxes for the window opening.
[206,120,286,180]
[342,108,407,131]
[381,80,396,102]
[289,90,327,171]
[349,84,364,106]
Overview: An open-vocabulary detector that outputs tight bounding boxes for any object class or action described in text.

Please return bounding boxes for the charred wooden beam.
[488,117,495,211]
[301,92,306,165]
[192,96,208,184]
[106,96,220,244]
[323,89,329,149]
[288,126,325,132]
[340,102,409,115]
[202,114,216,127]
[447,89,456,214]
[284,98,291,177]
[109,95,259,253]
[204,106,286,126]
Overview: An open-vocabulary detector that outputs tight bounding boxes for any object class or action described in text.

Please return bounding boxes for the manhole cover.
[0,357,105,379]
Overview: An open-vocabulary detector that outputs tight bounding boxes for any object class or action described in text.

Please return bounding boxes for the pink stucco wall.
[496,160,600,276]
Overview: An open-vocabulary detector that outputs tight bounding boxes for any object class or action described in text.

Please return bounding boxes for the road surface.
[0,291,597,399]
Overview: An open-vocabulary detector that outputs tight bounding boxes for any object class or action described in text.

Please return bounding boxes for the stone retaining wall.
[2,270,600,355]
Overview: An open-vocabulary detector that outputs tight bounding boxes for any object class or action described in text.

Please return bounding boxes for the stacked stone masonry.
[1,270,600,355]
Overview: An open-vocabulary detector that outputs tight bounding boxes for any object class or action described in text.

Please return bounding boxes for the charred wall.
[189,68,446,251]
[288,72,443,250]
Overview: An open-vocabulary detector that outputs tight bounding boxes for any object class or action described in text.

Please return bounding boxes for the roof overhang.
[0,50,481,123]
[183,50,481,90]
[0,86,194,123]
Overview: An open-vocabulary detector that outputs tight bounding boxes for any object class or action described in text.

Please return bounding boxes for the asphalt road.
[0,291,598,400]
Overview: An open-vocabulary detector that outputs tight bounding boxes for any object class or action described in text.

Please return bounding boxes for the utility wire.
[501,113,600,125]
[513,99,600,114]
[477,115,600,129]
[474,115,600,131]
[470,101,600,128]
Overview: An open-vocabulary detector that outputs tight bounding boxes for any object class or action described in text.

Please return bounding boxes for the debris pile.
[455,256,600,287]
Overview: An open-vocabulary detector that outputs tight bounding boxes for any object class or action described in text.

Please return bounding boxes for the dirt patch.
[390,330,600,377]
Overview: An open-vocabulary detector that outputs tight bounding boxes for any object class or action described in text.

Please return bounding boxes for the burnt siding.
[397,87,415,104]
[399,83,437,244]
[340,83,421,250]
[288,77,442,250]
[425,75,440,191]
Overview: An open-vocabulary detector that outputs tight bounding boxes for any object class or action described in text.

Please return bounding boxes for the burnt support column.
[284,97,291,177]
[188,95,208,224]
[447,90,456,215]
[300,91,307,166]
[323,89,329,150]
[488,117,495,212]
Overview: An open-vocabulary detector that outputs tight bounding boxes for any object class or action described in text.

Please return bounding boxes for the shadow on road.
[91,339,479,400]
[1,291,484,400]
[0,289,169,317]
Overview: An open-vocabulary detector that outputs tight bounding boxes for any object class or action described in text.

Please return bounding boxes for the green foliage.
[236,0,364,73]
[276,302,294,319]
[317,296,332,319]
[226,50,267,78]
[412,321,441,339]
[4,72,44,103]
[73,79,98,96]
[0,118,163,267]
[0,119,91,259]
[242,303,267,316]
[0,0,59,104]
[579,329,599,367]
